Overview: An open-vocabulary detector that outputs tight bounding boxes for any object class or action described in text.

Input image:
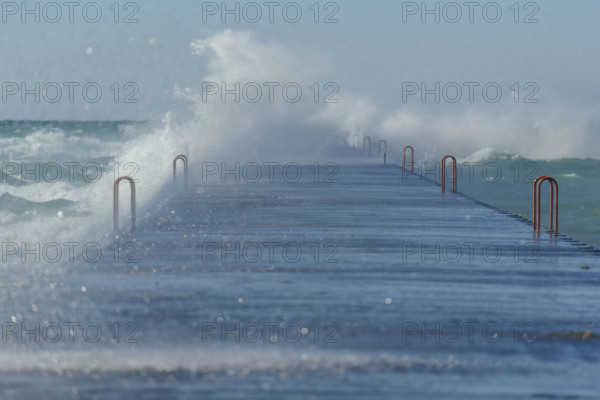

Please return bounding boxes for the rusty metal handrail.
[352,134,360,149]
[378,140,387,166]
[533,176,558,233]
[441,155,457,193]
[363,136,372,155]
[403,146,414,173]
[114,176,136,232]
[173,154,189,190]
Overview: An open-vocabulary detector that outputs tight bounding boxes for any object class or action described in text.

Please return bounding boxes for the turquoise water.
[411,152,600,248]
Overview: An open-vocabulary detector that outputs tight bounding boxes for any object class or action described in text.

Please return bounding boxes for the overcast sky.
[1,0,599,158]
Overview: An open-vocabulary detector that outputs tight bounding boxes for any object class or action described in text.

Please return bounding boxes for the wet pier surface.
[2,165,599,399]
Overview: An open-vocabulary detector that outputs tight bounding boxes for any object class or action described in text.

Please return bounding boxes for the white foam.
[0,347,479,376]
[457,147,497,163]
[560,173,578,178]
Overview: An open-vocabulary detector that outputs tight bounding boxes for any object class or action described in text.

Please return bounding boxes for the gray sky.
[1,0,599,158]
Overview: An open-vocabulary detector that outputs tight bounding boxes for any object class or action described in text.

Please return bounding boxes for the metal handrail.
[114,176,136,232]
[403,146,414,173]
[533,176,558,232]
[363,136,372,155]
[173,154,189,190]
[441,155,457,193]
[378,140,387,166]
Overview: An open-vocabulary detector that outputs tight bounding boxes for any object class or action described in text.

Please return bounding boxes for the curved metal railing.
[441,155,457,193]
[114,176,136,232]
[378,140,387,155]
[173,154,189,190]
[363,136,372,155]
[533,176,558,233]
[403,146,414,173]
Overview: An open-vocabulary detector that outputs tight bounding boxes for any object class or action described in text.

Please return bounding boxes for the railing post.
[378,140,387,166]
[403,146,414,173]
[441,155,457,193]
[173,154,189,190]
[363,136,372,155]
[533,176,558,233]
[114,176,136,232]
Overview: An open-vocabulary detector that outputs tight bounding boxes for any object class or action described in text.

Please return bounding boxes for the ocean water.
[0,122,599,398]
[417,149,600,249]
[380,147,600,248]
[2,123,599,252]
